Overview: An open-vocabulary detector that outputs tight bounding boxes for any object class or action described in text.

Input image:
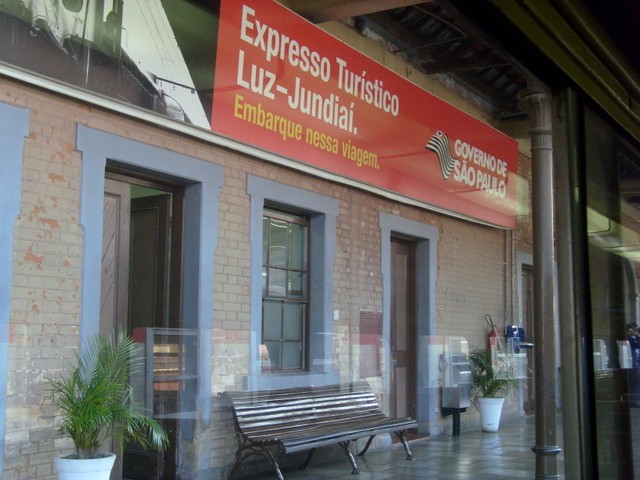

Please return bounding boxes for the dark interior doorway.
[390,237,417,421]
[101,172,185,479]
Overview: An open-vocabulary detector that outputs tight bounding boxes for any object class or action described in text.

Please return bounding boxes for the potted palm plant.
[468,347,519,432]
[49,330,169,479]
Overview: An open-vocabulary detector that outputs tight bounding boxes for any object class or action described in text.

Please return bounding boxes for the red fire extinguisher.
[485,314,500,349]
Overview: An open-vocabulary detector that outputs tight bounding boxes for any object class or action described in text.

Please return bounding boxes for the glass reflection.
[585,105,640,478]
[0,1,218,128]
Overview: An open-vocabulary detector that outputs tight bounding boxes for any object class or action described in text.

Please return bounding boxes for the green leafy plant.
[468,348,519,399]
[50,331,169,459]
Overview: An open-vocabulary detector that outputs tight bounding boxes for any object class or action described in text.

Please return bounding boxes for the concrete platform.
[249,415,566,479]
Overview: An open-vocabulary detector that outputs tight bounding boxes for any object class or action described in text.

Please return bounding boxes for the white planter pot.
[54,453,116,480]
[478,397,505,432]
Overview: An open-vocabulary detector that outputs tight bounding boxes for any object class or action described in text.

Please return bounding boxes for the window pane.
[268,268,286,297]
[260,343,272,371]
[262,267,267,296]
[288,271,306,297]
[282,342,301,369]
[262,217,269,263]
[261,210,309,372]
[269,218,287,266]
[584,106,640,477]
[283,303,302,340]
[288,222,307,269]
[264,342,281,370]
[263,301,282,341]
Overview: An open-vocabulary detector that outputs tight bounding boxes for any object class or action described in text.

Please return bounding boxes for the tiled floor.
[249,415,565,479]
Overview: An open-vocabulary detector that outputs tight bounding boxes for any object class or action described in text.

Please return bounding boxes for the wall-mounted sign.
[212,0,519,227]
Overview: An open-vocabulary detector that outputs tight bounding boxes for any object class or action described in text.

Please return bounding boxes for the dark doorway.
[101,173,185,479]
[390,237,417,420]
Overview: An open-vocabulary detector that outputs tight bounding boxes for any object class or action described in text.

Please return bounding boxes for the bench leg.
[395,430,414,460]
[227,459,241,480]
[339,440,361,475]
[356,435,376,456]
[265,450,285,480]
[228,445,284,480]
[299,448,316,470]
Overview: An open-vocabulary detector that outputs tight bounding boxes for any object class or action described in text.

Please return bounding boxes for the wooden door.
[101,179,131,479]
[128,194,172,332]
[101,178,131,337]
[391,238,417,419]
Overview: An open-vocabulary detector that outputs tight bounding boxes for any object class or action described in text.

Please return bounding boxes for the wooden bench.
[219,382,417,479]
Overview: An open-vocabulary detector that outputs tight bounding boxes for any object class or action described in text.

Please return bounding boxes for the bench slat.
[240,411,391,437]
[246,417,416,444]
[235,403,383,424]
[230,392,377,410]
[281,419,418,452]
[234,401,379,420]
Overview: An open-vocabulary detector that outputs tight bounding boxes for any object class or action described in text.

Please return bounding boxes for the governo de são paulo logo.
[425,130,456,180]
[425,130,509,199]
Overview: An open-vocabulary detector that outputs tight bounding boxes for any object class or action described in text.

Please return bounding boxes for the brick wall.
[1,76,531,478]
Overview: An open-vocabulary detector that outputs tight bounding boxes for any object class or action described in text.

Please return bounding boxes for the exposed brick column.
[518,86,561,479]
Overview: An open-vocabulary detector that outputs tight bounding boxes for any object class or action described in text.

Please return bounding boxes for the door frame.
[380,213,439,433]
[77,126,223,473]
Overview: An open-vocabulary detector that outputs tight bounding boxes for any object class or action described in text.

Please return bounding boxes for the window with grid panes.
[262,209,309,371]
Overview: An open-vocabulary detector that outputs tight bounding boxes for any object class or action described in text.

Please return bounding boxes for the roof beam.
[423,57,510,74]
[285,0,426,23]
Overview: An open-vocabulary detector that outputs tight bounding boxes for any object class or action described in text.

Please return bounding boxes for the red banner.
[212,0,519,227]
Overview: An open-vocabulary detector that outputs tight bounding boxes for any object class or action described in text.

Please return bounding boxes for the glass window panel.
[262,217,269,264]
[262,267,267,296]
[288,222,307,269]
[288,271,306,297]
[584,105,640,477]
[260,343,272,371]
[264,342,281,370]
[283,303,302,340]
[261,210,309,371]
[268,268,286,297]
[269,218,287,266]
[282,342,301,369]
[263,301,282,341]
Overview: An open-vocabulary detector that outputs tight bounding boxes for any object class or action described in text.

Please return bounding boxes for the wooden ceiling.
[287,0,529,120]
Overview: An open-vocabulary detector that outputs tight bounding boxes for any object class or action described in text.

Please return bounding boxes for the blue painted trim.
[247,175,339,390]
[0,102,29,474]
[76,126,223,437]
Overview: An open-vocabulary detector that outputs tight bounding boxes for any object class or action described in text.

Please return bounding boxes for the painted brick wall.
[1,76,531,478]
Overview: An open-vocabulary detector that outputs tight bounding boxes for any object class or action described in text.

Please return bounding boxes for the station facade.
[0,1,637,479]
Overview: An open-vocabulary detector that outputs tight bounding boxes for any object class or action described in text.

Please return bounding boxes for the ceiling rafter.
[355,3,527,119]
[288,0,426,23]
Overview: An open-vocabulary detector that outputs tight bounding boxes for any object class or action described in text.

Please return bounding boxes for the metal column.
[518,86,561,479]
